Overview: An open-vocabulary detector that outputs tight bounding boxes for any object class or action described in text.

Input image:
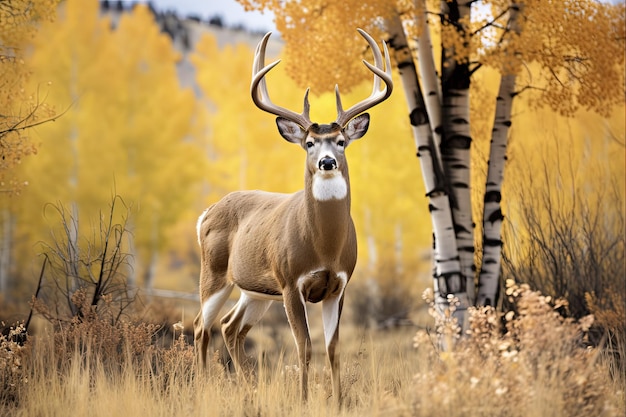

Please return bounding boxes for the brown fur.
[193,120,367,404]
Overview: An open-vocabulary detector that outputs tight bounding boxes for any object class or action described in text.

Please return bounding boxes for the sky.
[145,0,276,32]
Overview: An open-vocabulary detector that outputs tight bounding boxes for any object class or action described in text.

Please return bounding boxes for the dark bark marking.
[484,190,501,203]
[409,108,428,126]
[486,208,504,223]
[443,135,472,149]
[458,245,475,253]
[483,238,503,247]
[454,223,471,235]
[452,117,469,125]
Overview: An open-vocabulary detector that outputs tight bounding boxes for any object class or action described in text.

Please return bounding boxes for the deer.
[193,28,392,403]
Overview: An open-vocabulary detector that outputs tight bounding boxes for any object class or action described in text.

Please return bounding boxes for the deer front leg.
[322,291,346,404]
[283,286,312,401]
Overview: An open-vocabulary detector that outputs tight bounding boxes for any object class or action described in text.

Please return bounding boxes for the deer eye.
[337,140,345,147]
[306,141,315,149]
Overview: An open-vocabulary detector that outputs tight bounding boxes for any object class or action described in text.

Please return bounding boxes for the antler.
[335,29,393,127]
[251,32,312,130]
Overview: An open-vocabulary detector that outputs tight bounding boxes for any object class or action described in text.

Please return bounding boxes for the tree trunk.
[143,250,158,291]
[477,3,523,307]
[67,201,81,316]
[386,15,465,316]
[0,208,12,294]
[440,0,475,308]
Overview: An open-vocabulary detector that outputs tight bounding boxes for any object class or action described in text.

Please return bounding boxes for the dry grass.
[1,281,624,417]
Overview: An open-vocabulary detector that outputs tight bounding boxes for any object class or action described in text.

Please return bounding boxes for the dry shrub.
[50,298,160,374]
[34,197,136,325]
[0,323,30,406]
[501,148,626,394]
[503,154,625,345]
[412,280,624,417]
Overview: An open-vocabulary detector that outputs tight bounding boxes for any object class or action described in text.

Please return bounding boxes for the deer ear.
[276,117,307,144]
[344,113,370,141]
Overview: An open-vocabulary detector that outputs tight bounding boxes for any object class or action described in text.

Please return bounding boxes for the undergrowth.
[1,279,623,416]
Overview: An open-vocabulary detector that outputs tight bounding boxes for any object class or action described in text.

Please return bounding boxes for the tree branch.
[0,105,71,139]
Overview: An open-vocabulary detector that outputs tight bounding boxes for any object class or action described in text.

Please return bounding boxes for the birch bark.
[477,4,523,306]
[386,16,464,314]
[440,0,475,305]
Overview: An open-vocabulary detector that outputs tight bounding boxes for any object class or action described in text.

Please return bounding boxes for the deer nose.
[319,156,337,171]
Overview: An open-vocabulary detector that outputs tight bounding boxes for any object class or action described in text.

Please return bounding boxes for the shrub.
[0,323,30,406]
[412,281,624,417]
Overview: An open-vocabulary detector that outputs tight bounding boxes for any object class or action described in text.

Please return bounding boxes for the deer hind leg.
[194,283,234,368]
[220,291,272,376]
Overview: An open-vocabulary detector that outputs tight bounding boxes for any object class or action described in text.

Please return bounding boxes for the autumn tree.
[235,0,625,324]
[9,0,204,295]
[0,0,59,294]
[0,0,58,190]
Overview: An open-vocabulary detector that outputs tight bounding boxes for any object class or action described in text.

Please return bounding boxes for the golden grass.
[3,324,417,417]
[1,282,624,417]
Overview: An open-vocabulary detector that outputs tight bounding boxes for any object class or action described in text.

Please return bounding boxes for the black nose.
[319,157,337,171]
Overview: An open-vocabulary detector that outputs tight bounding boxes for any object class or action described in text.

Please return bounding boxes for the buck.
[193,29,392,402]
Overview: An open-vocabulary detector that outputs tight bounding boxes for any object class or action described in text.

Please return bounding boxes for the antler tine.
[335,29,394,127]
[251,32,312,130]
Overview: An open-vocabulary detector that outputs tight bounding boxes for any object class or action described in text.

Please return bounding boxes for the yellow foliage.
[0,0,58,192]
[239,0,624,117]
[11,0,205,281]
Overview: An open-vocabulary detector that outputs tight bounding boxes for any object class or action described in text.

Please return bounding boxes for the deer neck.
[302,167,352,249]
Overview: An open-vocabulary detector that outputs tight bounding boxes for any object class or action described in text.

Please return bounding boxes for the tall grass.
[2,318,417,417]
[2,281,623,417]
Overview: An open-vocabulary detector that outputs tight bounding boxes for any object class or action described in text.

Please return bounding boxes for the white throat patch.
[312,173,347,201]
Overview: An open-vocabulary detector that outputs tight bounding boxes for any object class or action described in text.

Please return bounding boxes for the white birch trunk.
[440,1,475,308]
[441,90,474,296]
[415,0,443,157]
[476,73,514,306]
[477,4,523,306]
[143,213,160,291]
[67,201,80,316]
[0,208,12,294]
[143,250,158,292]
[385,16,463,313]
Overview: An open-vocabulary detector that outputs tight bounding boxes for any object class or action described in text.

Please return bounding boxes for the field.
[2,282,624,417]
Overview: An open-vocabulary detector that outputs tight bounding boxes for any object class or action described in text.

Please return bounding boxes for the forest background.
[1,0,623,322]
[0,0,624,415]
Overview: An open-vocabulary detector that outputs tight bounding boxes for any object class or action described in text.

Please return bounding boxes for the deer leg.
[194,284,233,368]
[221,291,272,376]
[322,293,345,404]
[283,286,312,401]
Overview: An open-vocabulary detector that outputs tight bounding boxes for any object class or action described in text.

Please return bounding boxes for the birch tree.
[235,0,625,325]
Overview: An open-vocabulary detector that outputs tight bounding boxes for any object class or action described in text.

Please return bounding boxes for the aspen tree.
[12,0,203,291]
